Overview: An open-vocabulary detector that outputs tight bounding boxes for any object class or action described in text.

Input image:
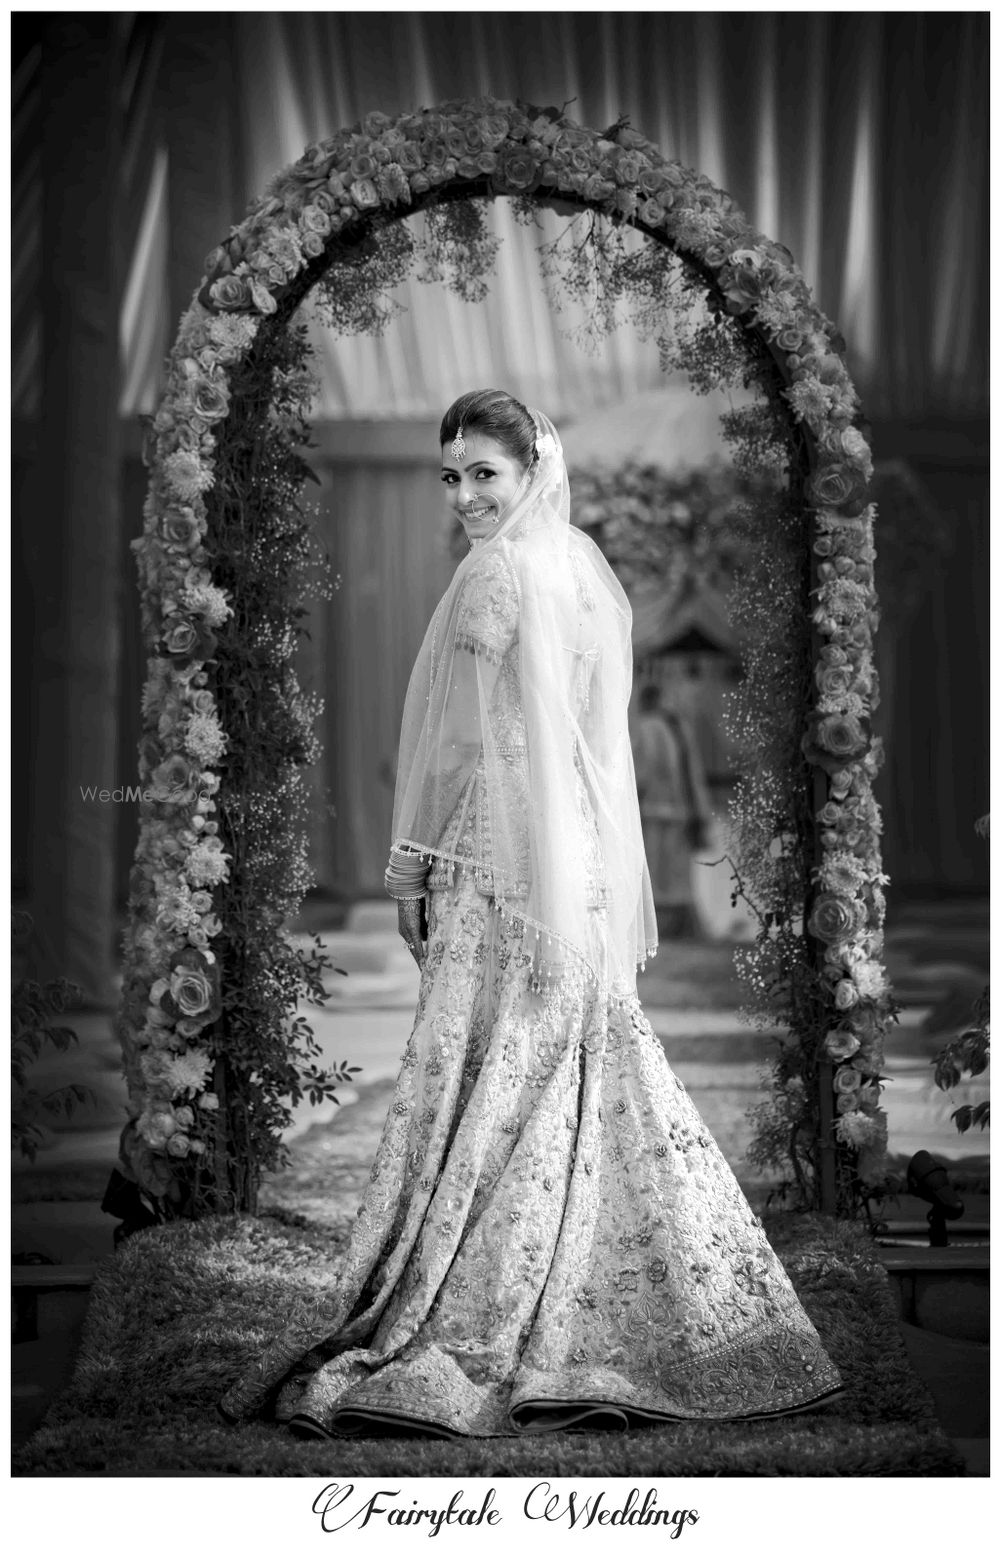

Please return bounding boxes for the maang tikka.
[451,425,466,462]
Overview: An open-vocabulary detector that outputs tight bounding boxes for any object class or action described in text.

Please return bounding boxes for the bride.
[219,389,842,1438]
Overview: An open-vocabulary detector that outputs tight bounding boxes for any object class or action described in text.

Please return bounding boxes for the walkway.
[13,897,989,1211]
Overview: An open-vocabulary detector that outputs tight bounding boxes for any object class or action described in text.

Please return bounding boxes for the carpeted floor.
[13,1210,964,1478]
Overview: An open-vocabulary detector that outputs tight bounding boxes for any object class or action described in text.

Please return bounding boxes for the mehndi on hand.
[397,896,427,967]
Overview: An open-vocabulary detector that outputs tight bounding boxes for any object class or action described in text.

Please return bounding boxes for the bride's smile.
[440,432,526,538]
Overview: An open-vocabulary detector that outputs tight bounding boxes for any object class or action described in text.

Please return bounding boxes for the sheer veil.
[391,410,657,1001]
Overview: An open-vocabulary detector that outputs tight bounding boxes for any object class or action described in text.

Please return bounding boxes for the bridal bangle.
[384,846,431,901]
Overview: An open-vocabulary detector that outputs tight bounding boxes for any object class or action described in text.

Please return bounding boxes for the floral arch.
[120,97,894,1222]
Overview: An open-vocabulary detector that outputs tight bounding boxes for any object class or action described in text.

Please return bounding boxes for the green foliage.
[310,214,417,336]
[11,911,93,1161]
[933,985,990,1134]
[310,199,503,336]
[416,199,503,303]
[194,321,360,1210]
[533,205,685,350]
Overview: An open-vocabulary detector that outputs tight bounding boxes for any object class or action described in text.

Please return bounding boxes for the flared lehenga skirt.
[219,870,842,1438]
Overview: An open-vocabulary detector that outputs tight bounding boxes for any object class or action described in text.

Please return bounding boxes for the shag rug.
[13,1205,963,1477]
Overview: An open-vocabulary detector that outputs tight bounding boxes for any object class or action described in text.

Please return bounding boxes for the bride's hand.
[397,898,427,967]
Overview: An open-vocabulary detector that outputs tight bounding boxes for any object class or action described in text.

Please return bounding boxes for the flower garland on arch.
[804,505,894,1181]
[119,315,350,1210]
[120,94,894,1212]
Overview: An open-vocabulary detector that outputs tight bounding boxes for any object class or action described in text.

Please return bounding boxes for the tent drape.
[11,11,988,422]
[25,15,126,1001]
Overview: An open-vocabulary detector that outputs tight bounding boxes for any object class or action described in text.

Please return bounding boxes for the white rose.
[823,1029,861,1062]
[853,962,888,999]
[140,1109,177,1148]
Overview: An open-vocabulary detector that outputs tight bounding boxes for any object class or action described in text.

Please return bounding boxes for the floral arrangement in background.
[568,460,758,600]
[120,94,893,1213]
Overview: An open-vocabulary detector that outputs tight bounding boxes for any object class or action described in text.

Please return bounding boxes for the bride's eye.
[440,472,458,485]
[475,467,495,481]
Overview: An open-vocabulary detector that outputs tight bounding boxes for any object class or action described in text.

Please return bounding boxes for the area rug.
[13,1208,963,1477]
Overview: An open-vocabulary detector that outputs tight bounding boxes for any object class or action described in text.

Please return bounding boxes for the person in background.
[632,680,712,937]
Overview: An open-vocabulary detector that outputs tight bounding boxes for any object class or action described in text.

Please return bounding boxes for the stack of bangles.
[384,845,431,902]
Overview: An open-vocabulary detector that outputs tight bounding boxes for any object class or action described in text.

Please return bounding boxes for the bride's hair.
[440,389,538,472]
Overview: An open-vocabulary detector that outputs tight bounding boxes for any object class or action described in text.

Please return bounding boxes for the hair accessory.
[451,425,467,462]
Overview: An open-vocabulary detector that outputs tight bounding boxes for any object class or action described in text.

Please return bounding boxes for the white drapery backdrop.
[13,10,988,423]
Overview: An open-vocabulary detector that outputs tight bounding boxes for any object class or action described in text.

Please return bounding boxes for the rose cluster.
[119,619,231,1163]
[798,509,892,1182]
[195,98,748,324]
[121,330,241,1171]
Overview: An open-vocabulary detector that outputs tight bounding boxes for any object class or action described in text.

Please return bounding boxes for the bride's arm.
[439,547,516,758]
[437,642,502,763]
[386,647,500,967]
[386,554,515,962]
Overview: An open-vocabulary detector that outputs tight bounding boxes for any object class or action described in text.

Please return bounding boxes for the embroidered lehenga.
[219,414,841,1438]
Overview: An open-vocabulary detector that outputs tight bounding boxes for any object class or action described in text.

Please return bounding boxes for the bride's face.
[440,432,527,542]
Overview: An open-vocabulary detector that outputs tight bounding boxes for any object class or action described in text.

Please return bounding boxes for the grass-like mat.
[14,1209,962,1477]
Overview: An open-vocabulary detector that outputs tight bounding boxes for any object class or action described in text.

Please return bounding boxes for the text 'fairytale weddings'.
[311,1482,702,1537]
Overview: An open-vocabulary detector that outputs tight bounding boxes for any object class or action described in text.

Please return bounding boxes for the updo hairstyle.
[440,389,538,473]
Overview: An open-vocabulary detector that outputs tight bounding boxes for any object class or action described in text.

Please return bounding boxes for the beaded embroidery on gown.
[218,551,842,1438]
